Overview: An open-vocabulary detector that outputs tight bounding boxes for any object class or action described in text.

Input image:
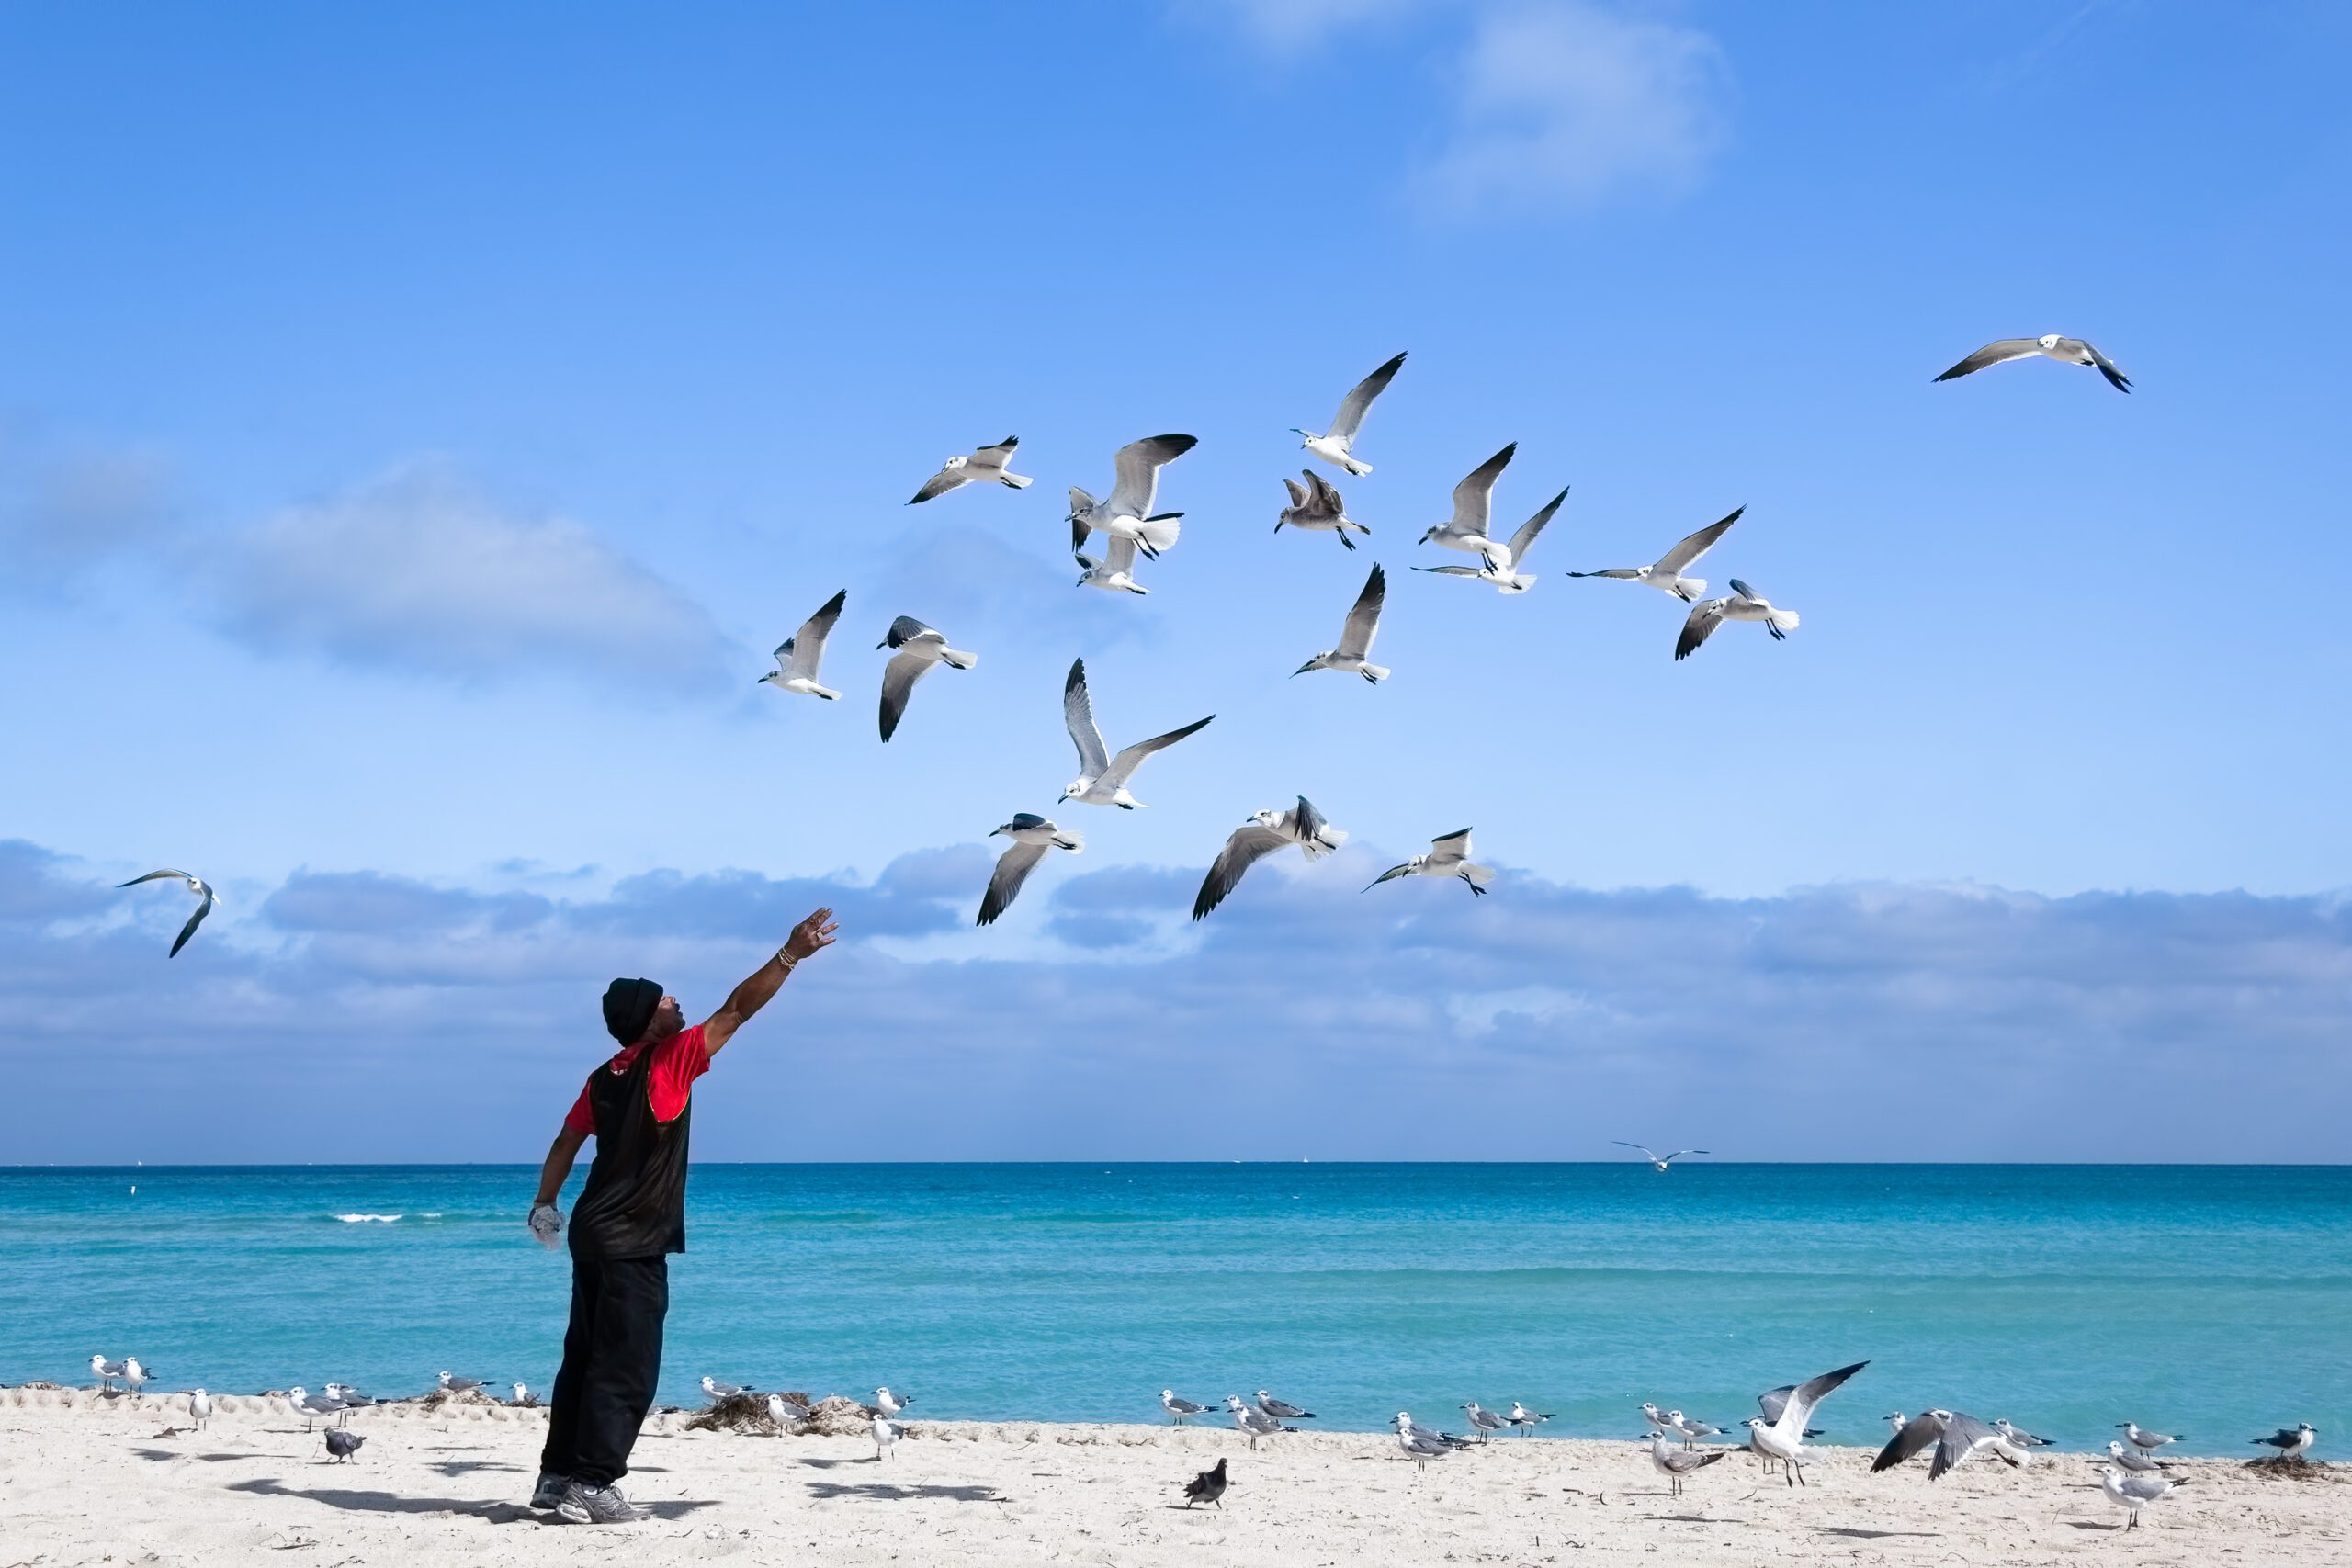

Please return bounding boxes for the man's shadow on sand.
[226,1476,713,1523]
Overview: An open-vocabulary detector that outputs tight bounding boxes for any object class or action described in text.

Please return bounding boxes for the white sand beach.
[3,1387,2345,1566]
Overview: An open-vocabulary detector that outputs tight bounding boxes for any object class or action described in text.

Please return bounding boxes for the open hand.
[785,907,840,962]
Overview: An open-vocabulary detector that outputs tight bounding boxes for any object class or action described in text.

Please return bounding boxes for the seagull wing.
[1659,1149,1708,1161]
[880,615,937,649]
[1674,600,1726,661]
[1306,468,1345,515]
[1106,433,1196,518]
[2086,342,2132,392]
[908,466,969,505]
[1934,338,2045,381]
[119,869,196,888]
[1100,715,1214,791]
[1327,351,1406,442]
[1449,443,1516,532]
[977,840,1050,927]
[1653,507,1742,574]
[1871,1410,1945,1472]
[1613,1142,1661,1162]
[1102,533,1141,574]
[1412,564,1487,577]
[878,649,934,742]
[973,435,1020,464]
[786,591,846,680]
[1063,660,1111,780]
[1337,564,1385,659]
[168,891,215,958]
[1930,1412,2010,1480]
[1770,1361,1868,1438]
[1282,477,1307,509]
[1504,486,1568,569]
[1430,827,1474,860]
[1193,821,1294,921]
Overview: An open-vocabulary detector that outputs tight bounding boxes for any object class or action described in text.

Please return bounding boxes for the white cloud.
[1413,3,1731,214]
[1198,0,1430,51]
[0,434,175,593]
[205,463,737,693]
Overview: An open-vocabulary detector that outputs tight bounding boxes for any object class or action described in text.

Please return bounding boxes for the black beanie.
[602,977,664,1043]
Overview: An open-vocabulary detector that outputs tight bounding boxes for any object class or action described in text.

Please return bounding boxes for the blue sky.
[3,1,2347,1162]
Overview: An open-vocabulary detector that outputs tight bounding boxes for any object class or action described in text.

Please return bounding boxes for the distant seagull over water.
[1419,444,1516,561]
[1675,581,1799,661]
[2252,1422,2315,1461]
[1075,532,1150,595]
[1415,485,1566,594]
[1060,659,1213,809]
[2098,1464,2189,1530]
[876,615,977,742]
[1182,1455,1228,1507]
[1871,1407,2024,1481]
[1294,564,1389,682]
[1069,434,1194,561]
[1160,1389,1213,1425]
[977,815,1083,926]
[1293,351,1405,476]
[1193,797,1348,921]
[1227,1394,1289,1448]
[908,436,1033,504]
[759,590,847,701]
[117,871,219,958]
[1365,828,1493,897]
[2119,1421,2183,1454]
[1275,469,1370,551]
[1935,334,2131,392]
[1566,507,1741,603]
[1614,1143,1708,1171]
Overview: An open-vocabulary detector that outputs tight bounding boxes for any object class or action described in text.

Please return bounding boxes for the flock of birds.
[108,331,2137,947]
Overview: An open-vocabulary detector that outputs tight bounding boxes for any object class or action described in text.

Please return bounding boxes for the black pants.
[542,1254,668,1487]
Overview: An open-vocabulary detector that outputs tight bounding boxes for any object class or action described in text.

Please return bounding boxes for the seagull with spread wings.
[759,590,847,701]
[1870,1407,2027,1481]
[117,870,220,957]
[1275,468,1371,551]
[1059,659,1212,809]
[976,815,1083,927]
[1742,1360,1868,1486]
[1935,334,2131,392]
[1293,564,1389,682]
[1675,580,1800,661]
[1415,485,1566,593]
[1365,829,1493,897]
[1192,796,1347,921]
[908,436,1033,503]
[1069,434,1195,561]
[1292,351,1405,476]
[1613,1142,1708,1171]
[1565,506,1742,602]
[1418,443,1516,563]
[876,615,977,741]
[1075,531,1150,595]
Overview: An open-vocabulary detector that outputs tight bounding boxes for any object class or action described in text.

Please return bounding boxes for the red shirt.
[565,1025,709,1135]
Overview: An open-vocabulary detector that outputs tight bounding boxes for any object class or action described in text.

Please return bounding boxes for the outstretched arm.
[704,906,839,1061]
[534,1123,588,1209]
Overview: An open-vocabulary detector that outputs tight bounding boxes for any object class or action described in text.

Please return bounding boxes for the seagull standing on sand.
[1745,1361,1867,1487]
[1293,351,1406,476]
[2119,1421,2183,1454]
[872,1415,899,1461]
[1507,1402,1552,1435]
[511,1382,540,1408]
[1565,508,1742,602]
[2106,1439,2170,1474]
[1275,470,1371,551]
[873,1387,911,1418]
[1193,797,1348,921]
[1418,444,1516,561]
[189,1389,211,1429]
[121,1358,151,1393]
[1226,1395,1289,1448]
[2098,1464,2188,1529]
[116,871,220,958]
[437,1372,487,1396]
[1255,1391,1315,1422]
[1641,1401,1672,1434]
[1994,1418,2053,1450]
[1614,1143,1708,1172]
[1394,1412,1455,1472]
[1293,564,1389,682]
[1160,1390,1213,1425]
[1413,485,1566,593]
[323,1383,378,1409]
[758,590,848,701]
[1073,530,1149,594]
[977,815,1083,926]
[1883,1411,1909,1438]
[1461,1402,1510,1442]
[768,1393,811,1427]
[91,1355,127,1390]
[1670,1411,1725,1446]
[286,1387,347,1431]
[1069,434,1195,561]
[1675,581,1800,661]
[1935,334,2131,392]
[1365,829,1494,897]
[1060,660,1213,810]
[908,436,1033,504]
[1871,1407,2023,1481]
[876,616,978,742]
[1650,1430,1731,1495]
[2252,1422,2316,1461]
[1182,1455,1229,1508]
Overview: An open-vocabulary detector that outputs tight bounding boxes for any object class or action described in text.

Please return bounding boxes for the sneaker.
[557,1481,647,1525]
[529,1472,570,1510]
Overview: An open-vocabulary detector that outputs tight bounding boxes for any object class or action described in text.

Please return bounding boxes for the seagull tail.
[1053,830,1084,852]
[1767,607,1801,633]
[999,472,1034,489]
[1360,663,1390,682]
[1137,513,1182,554]
[941,648,978,670]
[1302,827,1348,861]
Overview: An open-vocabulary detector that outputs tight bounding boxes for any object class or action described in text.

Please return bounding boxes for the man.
[525,906,839,1524]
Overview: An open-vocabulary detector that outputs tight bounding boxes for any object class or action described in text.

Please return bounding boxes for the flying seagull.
[1182,1455,1229,1508]
[1060,659,1213,808]
[117,871,220,958]
[1255,1390,1316,1422]
[1074,531,1150,595]
[1744,1360,1867,1486]
[1935,334,2131,392]
[1614,1143,1708,1171]
[1293,563,1389,682]
[2119,1421,2183,1454]
[1393,1412,1455,1472]
[2098,1464,2189,1530]
[1293,351,1406,476]
[977,815,1083,926]
[876,615,978,742]
[1160,1389,1213,1425]
[1675,580,1800,661]
[1275,468,1370,551]
[1418,443,1515,561]
[1414,484,1566,595]
[1870,1407,2025,1481]
[1193,796,1348,921]
[1566,507,1741,603]
[1069,434,1195,560]
[1649,1430,1731,1495]
[759,589,848,701]
[323,1428,367,1462]
[2252,1421,2316,1461]
[1226,1394,1289,1448]
[1365,828,1494,897]
[908,436,1033,504]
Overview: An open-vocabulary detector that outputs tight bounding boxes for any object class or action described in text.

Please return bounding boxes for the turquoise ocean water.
[4,1164,2346,1455]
